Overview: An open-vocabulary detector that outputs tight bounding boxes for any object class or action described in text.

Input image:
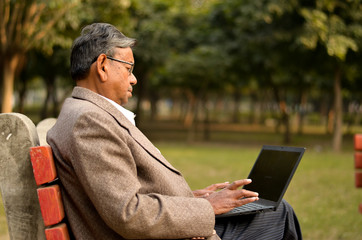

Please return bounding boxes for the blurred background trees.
[0,0,82,113]
[1,0,362,151]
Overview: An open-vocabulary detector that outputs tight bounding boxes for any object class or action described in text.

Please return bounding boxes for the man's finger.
[227,179,252,190]
[206,182,230,191]
[236,189,259,199]
[237,196,259,206]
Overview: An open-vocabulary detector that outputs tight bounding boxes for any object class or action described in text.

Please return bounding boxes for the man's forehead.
[114,47,134,58]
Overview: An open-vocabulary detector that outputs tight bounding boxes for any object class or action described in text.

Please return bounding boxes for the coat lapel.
[71,87,181,175]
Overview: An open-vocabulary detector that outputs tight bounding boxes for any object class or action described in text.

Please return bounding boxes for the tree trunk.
[2,55,20,113]
[51,81,59,117]
[184,90,197,142]
[149,91,159,121]
[332,65,343,152]
[297,91,308,135]
[40,76,59,119]
[184,90,196,128]
[203,103,210,141]
[249,92,258,125]
[134,69,149,126]
[201,95,211,141]
[17,78,27,113]
[279,101,291,144]
[232,88,241,123]
[272,87,291,144]
[41,77,54,119]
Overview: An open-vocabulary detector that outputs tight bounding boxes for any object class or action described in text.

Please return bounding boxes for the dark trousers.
[215,200,302,240]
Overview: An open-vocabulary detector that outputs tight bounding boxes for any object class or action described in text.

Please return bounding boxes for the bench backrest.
[0,113,70,239]
[30,146,70,240]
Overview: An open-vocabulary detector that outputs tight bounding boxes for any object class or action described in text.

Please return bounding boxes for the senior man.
[47,23,302,240]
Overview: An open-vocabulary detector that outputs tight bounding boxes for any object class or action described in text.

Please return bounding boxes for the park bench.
[354,134,362,214]
[0,113,70,239]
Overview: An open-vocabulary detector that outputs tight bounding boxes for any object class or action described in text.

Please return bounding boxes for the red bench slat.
[37,185,65,226]
[45,223,70,240]
[355,152,362,169]
[356,172,362,188]
[354,134,362,151]
[30,146,57,185]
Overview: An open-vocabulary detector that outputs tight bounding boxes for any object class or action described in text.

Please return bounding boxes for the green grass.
[0,194,7,240]
[1,132,361,239]
[156,142,362,240]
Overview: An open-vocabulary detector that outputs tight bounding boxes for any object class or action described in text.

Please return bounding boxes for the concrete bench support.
[0,113,46,239]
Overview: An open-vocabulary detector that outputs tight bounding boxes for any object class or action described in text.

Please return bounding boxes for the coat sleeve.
[67,111,217,239]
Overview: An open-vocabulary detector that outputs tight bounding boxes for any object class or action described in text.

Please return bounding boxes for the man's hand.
[193,182,230,198]
[204,179,259,215]
[190,230,217,239]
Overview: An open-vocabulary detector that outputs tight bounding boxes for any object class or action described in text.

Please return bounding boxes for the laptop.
[216,145,305,218]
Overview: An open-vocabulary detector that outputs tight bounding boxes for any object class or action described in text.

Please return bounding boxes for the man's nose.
[130,74,137,86]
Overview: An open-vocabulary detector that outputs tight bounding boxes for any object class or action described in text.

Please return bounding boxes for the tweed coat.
[47,87,221,240]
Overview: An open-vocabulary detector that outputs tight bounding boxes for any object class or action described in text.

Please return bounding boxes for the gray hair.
[70,23,136,81]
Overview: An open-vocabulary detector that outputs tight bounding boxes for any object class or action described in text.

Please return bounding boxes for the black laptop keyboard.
[229,202,268,213]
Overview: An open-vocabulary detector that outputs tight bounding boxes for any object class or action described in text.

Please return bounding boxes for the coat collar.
[71,87,181,175]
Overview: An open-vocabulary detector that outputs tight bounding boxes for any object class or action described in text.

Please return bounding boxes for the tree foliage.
[0,0,82,113]
[2,0,362,150]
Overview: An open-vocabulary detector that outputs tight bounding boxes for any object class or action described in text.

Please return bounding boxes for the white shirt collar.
[100,96,136,126]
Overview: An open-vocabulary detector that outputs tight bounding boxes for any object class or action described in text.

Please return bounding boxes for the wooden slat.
[355,152,362,169]
[354,134,362,151]
[37,185,65,226]
[30,146,57,185]
[45,223,70,240]
[356,172,362,188]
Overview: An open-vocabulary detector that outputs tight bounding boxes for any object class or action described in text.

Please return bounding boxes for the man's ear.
[95,54,108,82]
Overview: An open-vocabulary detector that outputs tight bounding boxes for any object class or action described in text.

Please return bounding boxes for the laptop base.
[216,201,275,218]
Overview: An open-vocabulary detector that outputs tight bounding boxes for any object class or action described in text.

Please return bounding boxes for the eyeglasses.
[106,56,134,75]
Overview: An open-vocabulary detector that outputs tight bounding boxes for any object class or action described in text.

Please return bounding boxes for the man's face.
[105,47,137,106]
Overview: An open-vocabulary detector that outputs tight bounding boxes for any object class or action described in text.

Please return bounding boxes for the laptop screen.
[243,146,304,202]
